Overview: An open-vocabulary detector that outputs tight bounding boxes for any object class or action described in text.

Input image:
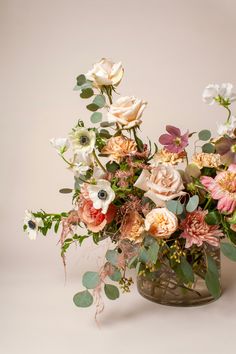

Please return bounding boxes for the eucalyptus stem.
[93,150,106,173]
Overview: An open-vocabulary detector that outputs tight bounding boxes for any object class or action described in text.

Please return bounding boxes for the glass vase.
[137,245,221,306]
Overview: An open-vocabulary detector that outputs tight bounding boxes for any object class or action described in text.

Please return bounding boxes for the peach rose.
[120,211,145,243]
[78,199,116,232]
[86,58,124,88]
[107,96,147,129]
[145,208,178,238]
[134,165,186,206]
[101,135,137,163]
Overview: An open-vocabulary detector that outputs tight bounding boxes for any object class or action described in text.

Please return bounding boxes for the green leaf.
[59,188,73,194]
[106,249,119,267]
[221,242,236,261]
[54,220,60,233]
[76,74,86,86]
[109,268,122,282]
[180,257,194,283]
[202,143,215,153]
[90,112,102,124]
[166,200,184,215]
[93,94,106,108]
[99,129,111,139]
[73,290,93,307]
[127,255,138,269]
[100,121,115,128]
[86,103,99,111]
[198,130,211,141]
[204,211,221,225]
[104,284,120,300]
[82,271,100,289]
[106,161,119,172]
[139,247,149,264]
[205,255,221,299]
[185,164,201,178]
[80,88,94,99]
[186,195,199,213]
[147,241,159,264]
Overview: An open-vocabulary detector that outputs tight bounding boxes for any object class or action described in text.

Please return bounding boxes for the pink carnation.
[201,164,236,214]
[180,209,223,248]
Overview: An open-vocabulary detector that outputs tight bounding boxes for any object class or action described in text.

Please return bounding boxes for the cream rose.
[107,96,147,129]
[86,58,124,88]
[145,208,178,238]
[134,165,186,206]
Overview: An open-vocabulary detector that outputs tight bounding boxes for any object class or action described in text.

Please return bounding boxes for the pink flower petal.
[159,133,174,145]
[166,125,181,137]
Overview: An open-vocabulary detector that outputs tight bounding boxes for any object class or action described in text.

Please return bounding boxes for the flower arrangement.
[24,58,236,313]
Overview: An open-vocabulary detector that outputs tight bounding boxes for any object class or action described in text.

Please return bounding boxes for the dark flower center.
[98,190,108,200]
[79,135,90,146]
[28,220,36,229]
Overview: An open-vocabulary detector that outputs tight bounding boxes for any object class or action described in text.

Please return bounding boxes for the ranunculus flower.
[215,135,236,165]
[202,83,236,105]
[134,165,186,206]
[50,137,70,154]
[180,209,223,248]
[107,96,147,129]
[159,125,189,153]
[78,198,116,233]
[145,208,178,238]
[69,127,96,157]
[201,164,236,213]
[192,153,222,169]
[101,135,137,163]
[87,179,115,214]
[217,116,236,137]
[120,211,144,243]
[86,58,124,88]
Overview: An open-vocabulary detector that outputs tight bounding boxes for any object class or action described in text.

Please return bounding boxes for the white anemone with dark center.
[23,210,43,240]
[87,179,115,214]
[69,127,96,157]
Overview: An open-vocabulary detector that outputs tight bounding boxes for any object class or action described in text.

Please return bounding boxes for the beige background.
[1,0,236,353]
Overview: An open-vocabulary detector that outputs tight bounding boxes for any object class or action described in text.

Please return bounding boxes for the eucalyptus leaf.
[106,161,119,173]
[166,200,184,215]
[106,249,119,266]
[180,257,194,283]
[93,94,106,108]
[147,241,159,264]
[202,143,215,153]
[204,211,221,225]
[76,74,86,86]
[86,103,99,111]
[90,112,102,124]
[186,195,199,213]
[198,130,211,141]
[82,271,100,289]
[205,255,221,299]
[109,268,122,282]
[73,290,93,307]
[59,188,73,194]
[104,284,120,300]
[221,242,236,261]
[99,129,111,138]
[80,88,94,99]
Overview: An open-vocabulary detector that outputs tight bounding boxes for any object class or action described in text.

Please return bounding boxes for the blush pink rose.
[78,199,116,232]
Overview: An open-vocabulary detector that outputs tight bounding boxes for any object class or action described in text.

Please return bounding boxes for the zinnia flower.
[159,125,189,153]
[152,149,186,166]
[120,211,144,243]
[50,137,70,154]
[202,83,236,105]
[192,153,222,169]
[69,128,96,157]
[180,209,223,248]
[134,165,186,206]
[86,58,124,88]
[23,210,43,240]
[215,136,236,165]
[201,164,236,213]
[87,179,115,214]
[145,208,178,239]
[101,135,137,163]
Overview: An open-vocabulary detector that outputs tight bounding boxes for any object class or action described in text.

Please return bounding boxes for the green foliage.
[106,161,119,173]
[166,200,184,215]
[86,103,99,112]
[186,195,199,213]
[93,94,106,108]
[106,249,119,266]
[82,271,100,289]
[73,290,93,307]
[205,254,221,299]
[202,143,215,153]
[80,88,94,99]
[104,284,120,300]
[204,211,221,225]
[221,242,236,261]
[177,257,194,284]
[198,130,211,141]
[109,267,122,282]
[59,188,73,194]
[90,112,102,124]
[76,74,86,86]
[138,238,159,265]
[99,129,111,139]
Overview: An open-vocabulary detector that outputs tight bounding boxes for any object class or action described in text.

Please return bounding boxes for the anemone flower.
[159,125,189,153]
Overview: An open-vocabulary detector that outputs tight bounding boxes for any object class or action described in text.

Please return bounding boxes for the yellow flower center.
[218,172,236,193]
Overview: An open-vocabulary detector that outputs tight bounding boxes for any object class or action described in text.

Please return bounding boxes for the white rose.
[134,165,186,206]
[107,96,147,129]
[145,208,178,239]
[86,58,124,88]
[50,137,70,154]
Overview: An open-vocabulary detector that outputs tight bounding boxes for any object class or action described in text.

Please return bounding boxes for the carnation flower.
[120,211,144,243]
[50,137,70,154]
[87,179,115,214]
[217,116,236,137]
[86,58,124,88]
[101,135,137,163]
[201,164,236,213]
[69,128,96,157]
[152,149,186,166]
[107,96,147,129]
[23,210,43,240]
[159,125,189,153]
[134,165,186,206]
[192,153,222,169]
[145,208,178,239]
[215,135,236,165]
[202,83,236,105]
[180,209,223,248]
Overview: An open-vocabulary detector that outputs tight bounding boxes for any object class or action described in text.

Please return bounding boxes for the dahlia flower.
[159,125,189,153]
[180,209,223,248]
[201,164,236,213]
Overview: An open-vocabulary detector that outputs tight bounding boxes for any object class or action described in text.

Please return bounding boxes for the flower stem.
[60,154,74,167]
[225,105,232,123]
[92,150,106,173]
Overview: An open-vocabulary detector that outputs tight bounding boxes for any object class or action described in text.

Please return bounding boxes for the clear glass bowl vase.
[137,245,221,306]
